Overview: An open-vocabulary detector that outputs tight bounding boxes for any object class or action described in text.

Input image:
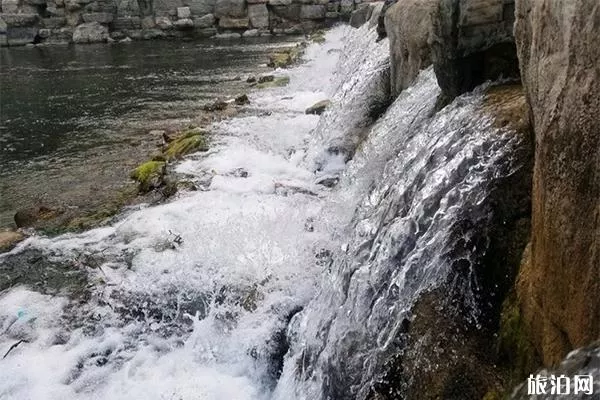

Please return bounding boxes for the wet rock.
[256,75,289,88]
[305,99,331,115]
[315,175,338,187]
[431,0,519,99]
[14,206,62,228]
[267,47,299,68]
[203,99,228,111]
[349,3,371,28]
[234,93,249,105]
[163,129,209,160]
[510,342,600,399]
[0,230,24,253]
[257,74,274,83]
[130,160,166,193]
[384,0,435,98]
[72,21,108,43]
[515,0,600,366]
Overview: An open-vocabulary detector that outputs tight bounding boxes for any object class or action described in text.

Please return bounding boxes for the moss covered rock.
[267,47,301,68]
[164,129,209,160]
[130,160,166,192]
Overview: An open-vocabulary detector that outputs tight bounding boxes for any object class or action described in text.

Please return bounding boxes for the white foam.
[0,27,349,400]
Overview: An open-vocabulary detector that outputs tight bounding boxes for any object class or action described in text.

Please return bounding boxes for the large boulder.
[384,0,436,97]
[72,21,108,42]
[431,0,519,99]
[514,0,600,366]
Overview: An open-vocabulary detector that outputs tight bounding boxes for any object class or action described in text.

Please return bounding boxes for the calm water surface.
[0,37,299,227]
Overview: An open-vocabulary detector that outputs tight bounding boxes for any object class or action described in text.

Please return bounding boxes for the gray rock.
[45,6,66,16]
[270,4,301,21]
[140,15,155,28]
[185,0,215,15]
[431,0,518,99]
[305,99,331,115]
[1,13,38,27]
[72,21,108,42]
[349,3,370,28]
[6,26,38,45]
[174,17,193,29]
[1,0,19,13]
[248,3,267,28]
[82,12,114,23]
[176,6,191,18]
[218,16,248,28]
[193,13,214,28]
[384,0,435,98]
[155,16,173,29]
[325,11,338,19]
[242,28,258,37]
[300,4,325,19]
[246,0,266,3]
[268,0,292,6]
[0,17,6,33]
[214,0,245,18]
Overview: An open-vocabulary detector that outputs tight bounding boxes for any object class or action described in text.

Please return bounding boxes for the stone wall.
[0,0,362,45]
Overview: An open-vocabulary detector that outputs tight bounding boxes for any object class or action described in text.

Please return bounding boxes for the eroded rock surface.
[515,0,600,366]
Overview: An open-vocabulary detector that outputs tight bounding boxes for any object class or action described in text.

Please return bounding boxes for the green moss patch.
[268,47,301,68]
[164,130,209,161]
[497,292,539,385]
[130,161,166,192]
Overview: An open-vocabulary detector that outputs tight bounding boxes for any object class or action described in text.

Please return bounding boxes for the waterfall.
[273,34,527,400]
[0,23,529,400]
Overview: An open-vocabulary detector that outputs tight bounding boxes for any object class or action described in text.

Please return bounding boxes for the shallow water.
[0,37,299,227]
[0,29,345,400]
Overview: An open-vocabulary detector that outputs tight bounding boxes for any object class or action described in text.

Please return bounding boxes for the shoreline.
[0,35,318,252]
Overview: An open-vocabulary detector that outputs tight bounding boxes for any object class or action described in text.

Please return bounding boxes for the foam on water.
[0,27,351,400]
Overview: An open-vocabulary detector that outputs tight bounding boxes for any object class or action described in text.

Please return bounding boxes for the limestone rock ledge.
[514,0,600,367]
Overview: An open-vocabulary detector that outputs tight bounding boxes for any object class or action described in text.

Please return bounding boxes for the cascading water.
[0,21,528,400]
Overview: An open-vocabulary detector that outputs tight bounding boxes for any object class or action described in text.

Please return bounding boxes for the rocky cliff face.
[384,0,520,101]
[378,0,599,396]
[0,0,359,45]
[515,0,600,366]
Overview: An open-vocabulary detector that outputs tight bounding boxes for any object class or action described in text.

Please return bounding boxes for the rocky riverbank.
[0,0,369,46]
[0,35,321,252]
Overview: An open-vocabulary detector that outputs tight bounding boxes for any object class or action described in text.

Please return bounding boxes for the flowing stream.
[0,23,528,400]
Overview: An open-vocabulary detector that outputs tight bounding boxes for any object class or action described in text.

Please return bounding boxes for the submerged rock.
[234,93,250,105]
[305,99,331,115]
